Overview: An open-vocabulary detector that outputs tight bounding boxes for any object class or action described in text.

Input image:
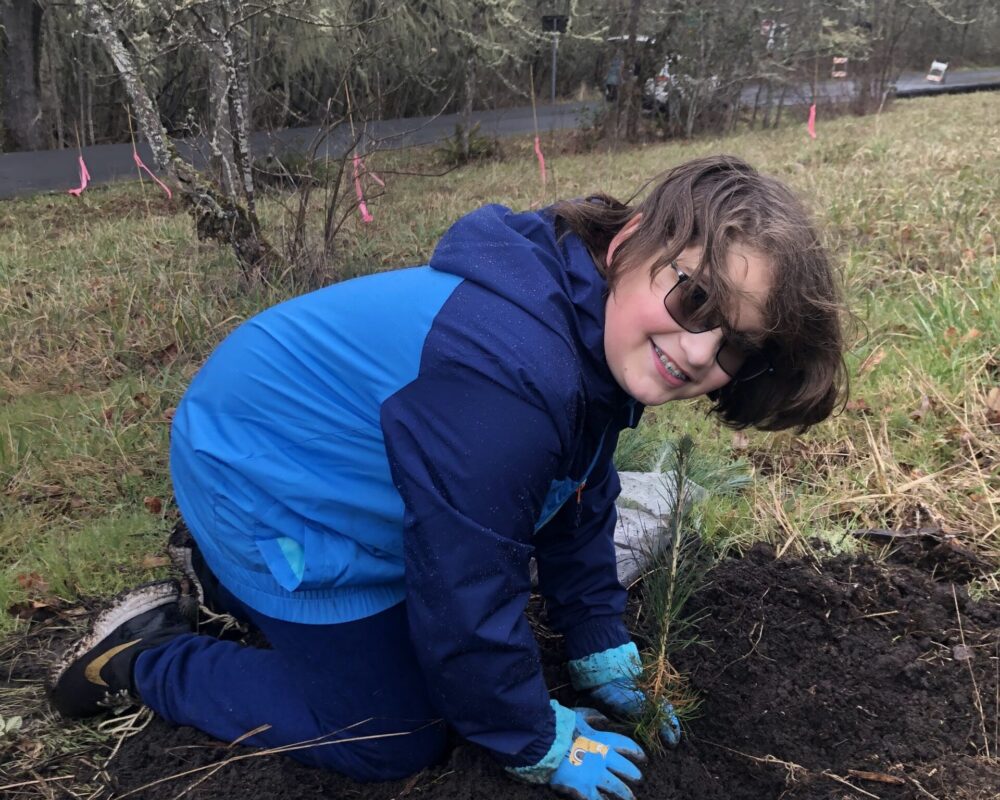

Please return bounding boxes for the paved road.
[2,68,997,200]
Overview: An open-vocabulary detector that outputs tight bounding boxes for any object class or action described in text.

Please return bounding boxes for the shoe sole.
[49,579,180,690]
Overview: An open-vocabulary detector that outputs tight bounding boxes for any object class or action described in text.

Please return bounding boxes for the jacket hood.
[428,204,629,414]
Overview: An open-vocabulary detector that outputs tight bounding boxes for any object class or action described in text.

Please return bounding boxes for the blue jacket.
[169,204,641,766]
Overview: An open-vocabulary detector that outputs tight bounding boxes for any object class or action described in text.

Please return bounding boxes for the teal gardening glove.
[568,642,681,748]
[509,701,646,800]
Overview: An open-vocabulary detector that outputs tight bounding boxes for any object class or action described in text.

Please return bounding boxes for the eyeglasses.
[663,262,773,382]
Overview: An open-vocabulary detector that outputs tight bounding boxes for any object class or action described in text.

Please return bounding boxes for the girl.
[52,155,846,800]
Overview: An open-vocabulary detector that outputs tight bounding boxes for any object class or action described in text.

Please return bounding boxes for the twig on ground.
[0,776,75,792]
[821,769,882,798]
[771,481,802,559]
[907,776,943,800]
[850,610,900,622]
[952,584,991,757]
[700,740,881,799]
[112,718,441,799]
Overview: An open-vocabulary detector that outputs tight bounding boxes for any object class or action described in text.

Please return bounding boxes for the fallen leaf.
[141,555,171,569]
[910,395,931,422]
[943,326,958,340]
[152,342,179,366]
[846,398,870,413]
[961,328,981,342]
[15,572,49,594]
[133,392,152,408]
[162,407,176,424]
[857,347,885,377]
[731,431,749,450]
[961,247,976,261]
[143,496,163,514]
[7,600,55,621]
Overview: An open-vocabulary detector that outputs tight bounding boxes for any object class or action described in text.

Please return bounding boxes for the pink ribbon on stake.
[807,104,817,139]
[533,136,547,186]
[133,148,173,199]
[67,155,91,196]
[352,153,374,224]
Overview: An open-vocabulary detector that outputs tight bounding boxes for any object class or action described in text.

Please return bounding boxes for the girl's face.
[604,233,772,407]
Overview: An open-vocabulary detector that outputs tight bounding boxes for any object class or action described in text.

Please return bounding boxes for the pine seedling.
[633,435,750,750]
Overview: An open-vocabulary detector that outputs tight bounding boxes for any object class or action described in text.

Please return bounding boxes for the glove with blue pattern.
[568,642,681,748]
[508,702,645,800]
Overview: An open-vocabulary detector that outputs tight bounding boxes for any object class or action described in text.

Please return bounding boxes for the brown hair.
[551,154,848,432]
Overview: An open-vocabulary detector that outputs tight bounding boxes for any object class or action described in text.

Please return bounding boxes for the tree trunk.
[460,52,476,160]
[761,78,773,129]
[774,83,788,127]
[601,0,625,142]
[617,0,642,142]
[460,2,482,162]
[207,9,236,197]
[750,80,762,129]
[221,0,257,215]
[1,0,45,150]
[42,6,63,147]
[79,0,277,279]
[85,32,96,144]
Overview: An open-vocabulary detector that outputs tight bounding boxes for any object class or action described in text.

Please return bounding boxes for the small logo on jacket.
[569,735,609,765]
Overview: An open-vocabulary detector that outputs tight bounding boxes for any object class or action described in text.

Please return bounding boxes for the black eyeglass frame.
[662,261,774,383]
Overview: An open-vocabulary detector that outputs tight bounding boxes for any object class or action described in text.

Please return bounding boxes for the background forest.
[3,0,1000,154]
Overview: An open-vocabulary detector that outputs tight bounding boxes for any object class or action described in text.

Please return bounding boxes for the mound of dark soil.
[104,546,999,799]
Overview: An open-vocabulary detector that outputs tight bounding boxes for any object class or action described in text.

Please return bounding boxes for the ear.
[606,213,643,269]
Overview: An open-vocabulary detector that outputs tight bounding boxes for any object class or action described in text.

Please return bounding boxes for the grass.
[0,95,998,628]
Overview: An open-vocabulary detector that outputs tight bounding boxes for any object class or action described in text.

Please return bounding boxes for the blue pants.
[133,582,447,782]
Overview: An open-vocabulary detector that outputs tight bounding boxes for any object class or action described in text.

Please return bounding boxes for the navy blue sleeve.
[534,438,631,662]
[380,284,581,767]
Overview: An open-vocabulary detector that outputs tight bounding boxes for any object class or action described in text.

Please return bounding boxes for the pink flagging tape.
[354,155,384,188]
[67,155,91,196]
[807,104,817,139]
[534,136,547,185]
[353,154,374,224]
[132,149,173,199]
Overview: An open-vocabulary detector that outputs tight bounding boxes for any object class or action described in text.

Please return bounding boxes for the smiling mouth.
[652,342,690,382]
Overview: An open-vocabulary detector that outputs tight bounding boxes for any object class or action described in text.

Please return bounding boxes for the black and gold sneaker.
[49,580,193,718]
[166,523,209,624]
[166,522,248,636]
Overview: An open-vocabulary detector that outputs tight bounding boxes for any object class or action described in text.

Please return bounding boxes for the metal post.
[550,31,558,105]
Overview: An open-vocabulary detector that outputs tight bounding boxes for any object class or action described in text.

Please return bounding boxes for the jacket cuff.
[505,700,576,784]
[562,615,631,661]
[568,641,641,690]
